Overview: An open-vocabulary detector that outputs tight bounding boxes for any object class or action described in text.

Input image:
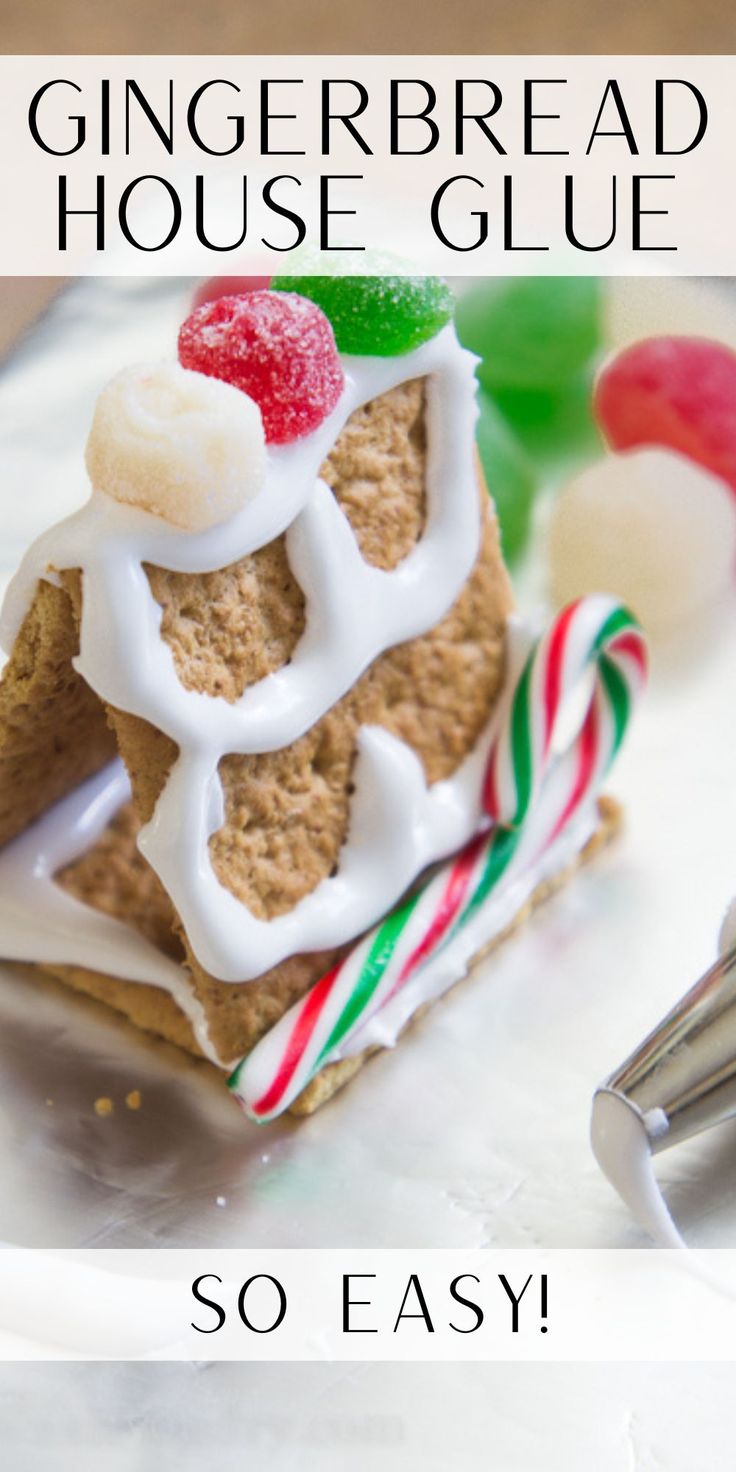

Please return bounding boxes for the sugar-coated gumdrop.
[475,389,536,563]
[455,278,602,391]
[595,337,736,496]
[192,275,271,310]
[606,278,736,355]
[271,275,454,356]
[178,291,344,445]
[85,362,266,532]
[549,447,736,636]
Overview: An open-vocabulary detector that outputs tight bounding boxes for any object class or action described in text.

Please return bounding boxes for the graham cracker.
[0,579,116,849]
[1,374,528,1098]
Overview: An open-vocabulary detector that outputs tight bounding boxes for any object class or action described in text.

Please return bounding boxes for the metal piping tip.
[597,943,736,1154]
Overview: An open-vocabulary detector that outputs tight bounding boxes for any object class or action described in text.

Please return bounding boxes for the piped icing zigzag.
[1,326,487,984]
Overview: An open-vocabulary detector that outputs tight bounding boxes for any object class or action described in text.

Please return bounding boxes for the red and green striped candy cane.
[228,595,647,1122]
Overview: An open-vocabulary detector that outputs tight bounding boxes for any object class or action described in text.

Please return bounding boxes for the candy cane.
[228,596,647,1122]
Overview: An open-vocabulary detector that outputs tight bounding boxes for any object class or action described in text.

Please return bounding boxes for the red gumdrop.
[595,337,736,495]
[178,291,344,445]
[191,275,271,310]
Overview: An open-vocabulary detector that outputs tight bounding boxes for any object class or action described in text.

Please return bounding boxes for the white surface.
[2,278,736,1461]
[1,1362,736,1470]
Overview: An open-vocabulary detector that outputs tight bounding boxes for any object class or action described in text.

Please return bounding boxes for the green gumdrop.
[476,388,536,563]
[492,376,600,469]
[455,277,602,391]
[271,275,455,356]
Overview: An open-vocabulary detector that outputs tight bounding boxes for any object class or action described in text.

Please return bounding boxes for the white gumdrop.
[549,447,736,637]
[606,278,736,354]
[85,362,266,532]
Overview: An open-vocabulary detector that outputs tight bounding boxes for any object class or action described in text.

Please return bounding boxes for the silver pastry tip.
[590,1085,685,1247]
[597,942,736,1154]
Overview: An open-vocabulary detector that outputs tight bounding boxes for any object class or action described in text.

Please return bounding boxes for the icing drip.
[0,747,595,1080]
[0,764,224,1066]
[0,327,486,984]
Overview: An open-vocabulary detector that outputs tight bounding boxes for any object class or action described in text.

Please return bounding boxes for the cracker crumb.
[45,1098,54,1107]
[125,1089,142,1111]
[94,1096,114,1117]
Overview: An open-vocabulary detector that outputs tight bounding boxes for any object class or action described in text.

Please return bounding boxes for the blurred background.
[2,0,734,54]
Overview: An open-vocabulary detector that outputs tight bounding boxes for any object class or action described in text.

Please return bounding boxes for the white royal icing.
[0,738,596,1078]
[1,325,496,984]
[0,314,600,1068]
[0,763,223,1066]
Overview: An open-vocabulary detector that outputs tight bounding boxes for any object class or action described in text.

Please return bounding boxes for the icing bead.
[271,274,455,356]
[178,291,344,445]
[595,337,736,495]
[606,278,736,355]
[191,275,271,310]
[475,388,536,562]
[455,277,602,390]
[549,447,736,636]
[85,362,266,532]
